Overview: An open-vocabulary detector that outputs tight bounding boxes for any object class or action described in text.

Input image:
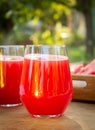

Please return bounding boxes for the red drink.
[0,56,23,106]
[20,54,73,117]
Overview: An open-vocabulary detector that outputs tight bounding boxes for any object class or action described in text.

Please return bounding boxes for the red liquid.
[20,54,73,116]
[0,56,23,106]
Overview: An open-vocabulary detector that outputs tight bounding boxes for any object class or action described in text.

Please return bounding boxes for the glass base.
[0,103,22,107]
[32,113,62,118]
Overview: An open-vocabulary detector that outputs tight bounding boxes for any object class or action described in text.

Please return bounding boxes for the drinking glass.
[0,45,24,107]
[20,45,73,117]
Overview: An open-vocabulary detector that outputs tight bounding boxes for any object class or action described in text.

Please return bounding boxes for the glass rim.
[26,44,66,48]
[0,45,24,48]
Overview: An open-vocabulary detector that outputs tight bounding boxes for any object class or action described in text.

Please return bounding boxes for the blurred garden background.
[0,0,95,63]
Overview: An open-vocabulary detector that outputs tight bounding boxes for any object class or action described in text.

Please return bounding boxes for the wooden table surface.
[0,101,95,130]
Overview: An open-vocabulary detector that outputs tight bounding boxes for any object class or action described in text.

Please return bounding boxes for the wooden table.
[0,101,95,130]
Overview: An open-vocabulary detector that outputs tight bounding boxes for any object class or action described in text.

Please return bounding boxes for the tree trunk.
[84,11,94,59]
[76,0,94,60]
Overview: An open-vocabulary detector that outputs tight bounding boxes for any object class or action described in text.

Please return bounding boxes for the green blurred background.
[0,0,95,63]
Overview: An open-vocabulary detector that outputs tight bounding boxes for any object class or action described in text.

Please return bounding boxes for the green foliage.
[0,0,74,25]
[68,44,95,63]
[0,0,84,46]
[68,45,85,63]
[0,0,76,44]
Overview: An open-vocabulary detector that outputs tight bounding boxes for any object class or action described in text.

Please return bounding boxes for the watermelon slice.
[77,59,95,75]
[70,63,84,74]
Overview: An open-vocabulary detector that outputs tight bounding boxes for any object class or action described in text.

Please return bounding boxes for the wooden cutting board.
[72,74,95,101]
[0,105,82,130]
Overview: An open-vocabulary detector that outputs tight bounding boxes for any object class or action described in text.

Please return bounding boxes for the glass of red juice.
[20,45,73,117]
[0,45,24,107]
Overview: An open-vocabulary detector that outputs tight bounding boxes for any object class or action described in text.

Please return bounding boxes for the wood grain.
[0,105,82,130]
[72,74,95,101]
